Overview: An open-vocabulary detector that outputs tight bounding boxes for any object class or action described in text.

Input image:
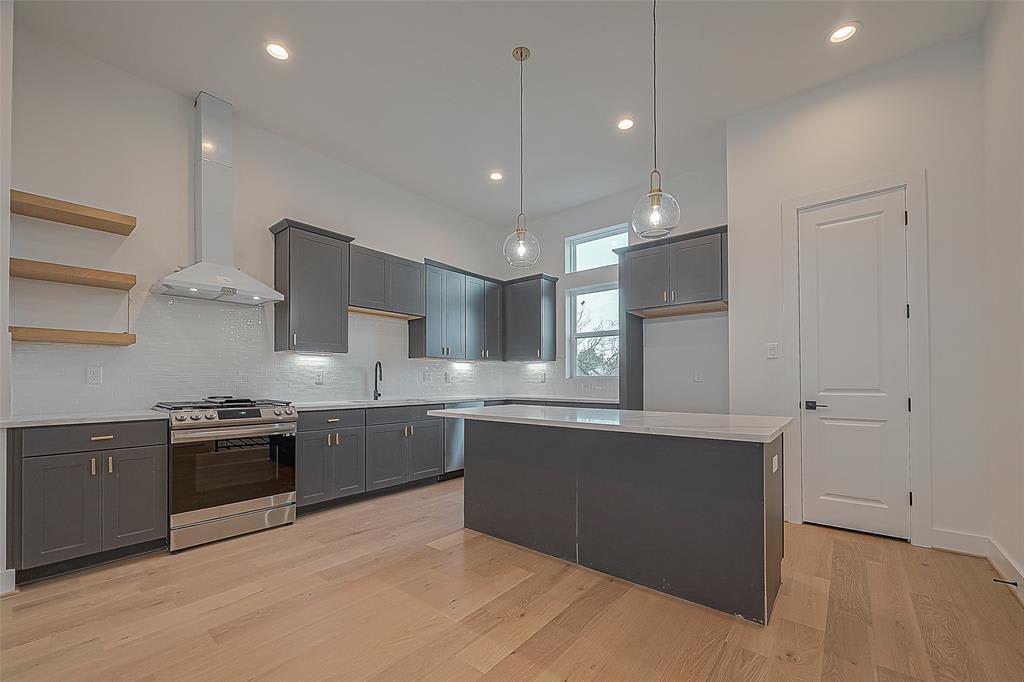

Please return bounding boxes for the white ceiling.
[14,1,988,227]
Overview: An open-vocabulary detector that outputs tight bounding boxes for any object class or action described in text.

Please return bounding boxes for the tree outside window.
[569,286,619,377]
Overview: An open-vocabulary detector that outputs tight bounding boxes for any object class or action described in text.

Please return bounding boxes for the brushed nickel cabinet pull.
[107,456,113,474]
[537,349,541,358]
[410,424,415,436]
[90,435,114,441]
[293,333,298,346]
[671,290,676,302]
[326,433,331,446]
[90,458,97,476]
[403,426,408,437]
[663,291,667,302]
[326,418,340,423]
[334,433,340,446]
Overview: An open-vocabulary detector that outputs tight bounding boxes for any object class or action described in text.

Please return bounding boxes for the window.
[568,285,619,377]
[565,224,628,273]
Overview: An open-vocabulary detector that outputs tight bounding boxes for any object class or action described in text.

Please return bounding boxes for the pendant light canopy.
[631,0,680,240]
[503,46,541,268]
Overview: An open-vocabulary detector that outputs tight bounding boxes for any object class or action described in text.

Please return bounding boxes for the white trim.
[781,170,932,547]
[565,283,619,379]
[564,223,629,274]
[0,568,14,595]
[930,527,991,556]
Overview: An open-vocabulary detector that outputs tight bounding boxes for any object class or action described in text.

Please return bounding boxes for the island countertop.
[427,405,791,443]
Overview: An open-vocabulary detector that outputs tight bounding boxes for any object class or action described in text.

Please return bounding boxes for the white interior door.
[799,187,910,539]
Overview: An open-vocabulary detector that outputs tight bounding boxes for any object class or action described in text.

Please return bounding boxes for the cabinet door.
[443,270,466,358]
[349,245,388,310]
[387,256,425,316]
[539,278,556,361]
[408,419,444,481]
[331,427,366,499]
[366,424,408,491]
[422,265,445,358]
[669,234,723,305]
[504,280,541,360]
[465,276,486,360]
[21,451,102,568]
[484,281,503,360]
[623,246,670,310]
[296,430,333,507]
[289,230,349,353]
[102,445,168,550]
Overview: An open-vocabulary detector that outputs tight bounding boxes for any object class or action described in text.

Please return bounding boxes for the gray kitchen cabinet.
[466,276,485,360]
[366,423,408,491]
[669,234,723,304]
[21,451,103,569]
[484,281,503,360]
[409,265,465,359]
[504,275,557,361]
[623,245,670,310]
[297,425,366,506]
[270,219,355,353]
[408,419,444,481]
[102,445,168,551]
[350,245,425,317]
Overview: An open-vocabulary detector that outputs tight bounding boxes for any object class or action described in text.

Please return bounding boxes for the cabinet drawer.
[22,420,166,458]
[298,409,365,432]
[365,404,443,426]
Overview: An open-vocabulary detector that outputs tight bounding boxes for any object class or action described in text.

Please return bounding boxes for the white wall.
[1,0,15,594]
[982,1,1024,598]
[8,27,523,415]
[727,32,989,540]
[501,161,730,408]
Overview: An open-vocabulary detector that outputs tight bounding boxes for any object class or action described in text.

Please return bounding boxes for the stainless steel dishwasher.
[443,400,484,472]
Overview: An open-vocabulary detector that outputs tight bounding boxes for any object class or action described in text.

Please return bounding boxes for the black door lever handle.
[804,400,829,410]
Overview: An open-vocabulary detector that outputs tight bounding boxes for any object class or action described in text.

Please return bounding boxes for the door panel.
[669,234,722,304]
[388,257,425,316]
[331,427,366,498]
[443,270,466,358]
[484,281,503,359]
[408,419,444,481]
[349,245,387,310]
[504,280,540,360]
[465,276,486,360]
[366,424,407,491]
[21,451,102,568]
[623,247,669,309]
[799,188,910,538]
[102,445,168,550]
[290,230,348,353]
[296,431,333,506]
[423,266,445,358]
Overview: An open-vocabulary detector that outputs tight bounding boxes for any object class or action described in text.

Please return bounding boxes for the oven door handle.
[171,423,297,443]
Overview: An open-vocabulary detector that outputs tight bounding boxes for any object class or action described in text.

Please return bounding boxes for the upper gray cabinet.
[409,265,465,358]
[349,245,425,317]
[270,219,354,353]
[619,228,727,313]
[466,276,503,360]
[504,275,557,361]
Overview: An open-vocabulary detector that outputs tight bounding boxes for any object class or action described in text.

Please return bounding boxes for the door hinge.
[909,491,914,506]
[904,210,909,226]
[907,396,912,412]
[906,304,911,319]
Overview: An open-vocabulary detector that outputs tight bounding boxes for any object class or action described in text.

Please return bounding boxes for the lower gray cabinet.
[408,419,444,481]
[21,445,167,569]
[297,427,366,506]
[366,423,407,491]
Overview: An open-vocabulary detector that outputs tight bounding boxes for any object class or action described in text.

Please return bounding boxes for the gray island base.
[428,405,791,624]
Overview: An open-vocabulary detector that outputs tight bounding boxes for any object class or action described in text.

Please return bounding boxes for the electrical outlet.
[422,370,431,383]
[767,342,780,359]
[86,366,102,385]
[540,371,547,384]
[314,370,325,385]
[693,371,704,383]
[444,371,451,384]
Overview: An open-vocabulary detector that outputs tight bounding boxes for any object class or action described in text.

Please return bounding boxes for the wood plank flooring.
[2,478,1022,681]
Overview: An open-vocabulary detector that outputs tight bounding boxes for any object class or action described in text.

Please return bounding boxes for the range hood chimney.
[152,92,283,305]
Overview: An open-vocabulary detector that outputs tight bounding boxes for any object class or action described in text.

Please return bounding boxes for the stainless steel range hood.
[152,92,283,306]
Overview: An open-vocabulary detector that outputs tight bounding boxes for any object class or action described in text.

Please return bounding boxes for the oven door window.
[171,434,296,515]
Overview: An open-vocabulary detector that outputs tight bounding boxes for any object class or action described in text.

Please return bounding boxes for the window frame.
[564,223,629,274]
[566,283,620,379]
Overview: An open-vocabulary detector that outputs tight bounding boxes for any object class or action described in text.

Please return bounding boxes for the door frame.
[781,170,932,547]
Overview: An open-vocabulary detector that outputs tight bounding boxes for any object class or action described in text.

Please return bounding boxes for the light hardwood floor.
[2,478,1022,681]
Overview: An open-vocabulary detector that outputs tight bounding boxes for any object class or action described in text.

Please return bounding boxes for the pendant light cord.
[652,0,658,173]
[519,53,525,220]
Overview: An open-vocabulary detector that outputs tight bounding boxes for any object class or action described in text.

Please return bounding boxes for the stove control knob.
[285,406,295,415]
[274,408,284,416]
[189,412,203,420]
[174,413,187,422]
[205,411,216,419]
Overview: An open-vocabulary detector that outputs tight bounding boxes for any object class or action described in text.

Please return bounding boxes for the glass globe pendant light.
[503,46,541,268]
[631,0,680,240]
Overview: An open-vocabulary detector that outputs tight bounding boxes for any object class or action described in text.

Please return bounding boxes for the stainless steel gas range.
[153,397,297,551]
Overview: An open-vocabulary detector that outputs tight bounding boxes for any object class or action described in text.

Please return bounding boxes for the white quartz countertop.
[427,405,792,443]
[0,410,166,429]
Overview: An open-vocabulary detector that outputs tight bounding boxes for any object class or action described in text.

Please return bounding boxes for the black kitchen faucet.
[373,361,383,400]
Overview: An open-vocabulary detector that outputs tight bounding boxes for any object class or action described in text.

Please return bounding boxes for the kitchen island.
[428,404,791,624]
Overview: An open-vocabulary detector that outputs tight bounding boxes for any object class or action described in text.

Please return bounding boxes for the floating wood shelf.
[10,190,136,236]
[349,305,422,321]
[9,326,137,346]
[10,258,136,291]
[631,300,729,320]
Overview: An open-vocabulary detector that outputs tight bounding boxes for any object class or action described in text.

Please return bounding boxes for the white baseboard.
[987,536,1024,608]
[0,568,14,595]
[930,527,992,556]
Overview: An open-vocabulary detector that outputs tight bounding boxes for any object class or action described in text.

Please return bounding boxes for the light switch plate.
[767,342,780,359]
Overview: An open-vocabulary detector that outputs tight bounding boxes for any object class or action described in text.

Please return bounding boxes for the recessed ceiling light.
[188,287,198,292]
[617,118,635,131]
[266,42,290,60]
[828,22,860,44]
[252,296,261,301]
[489,171,503,181]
